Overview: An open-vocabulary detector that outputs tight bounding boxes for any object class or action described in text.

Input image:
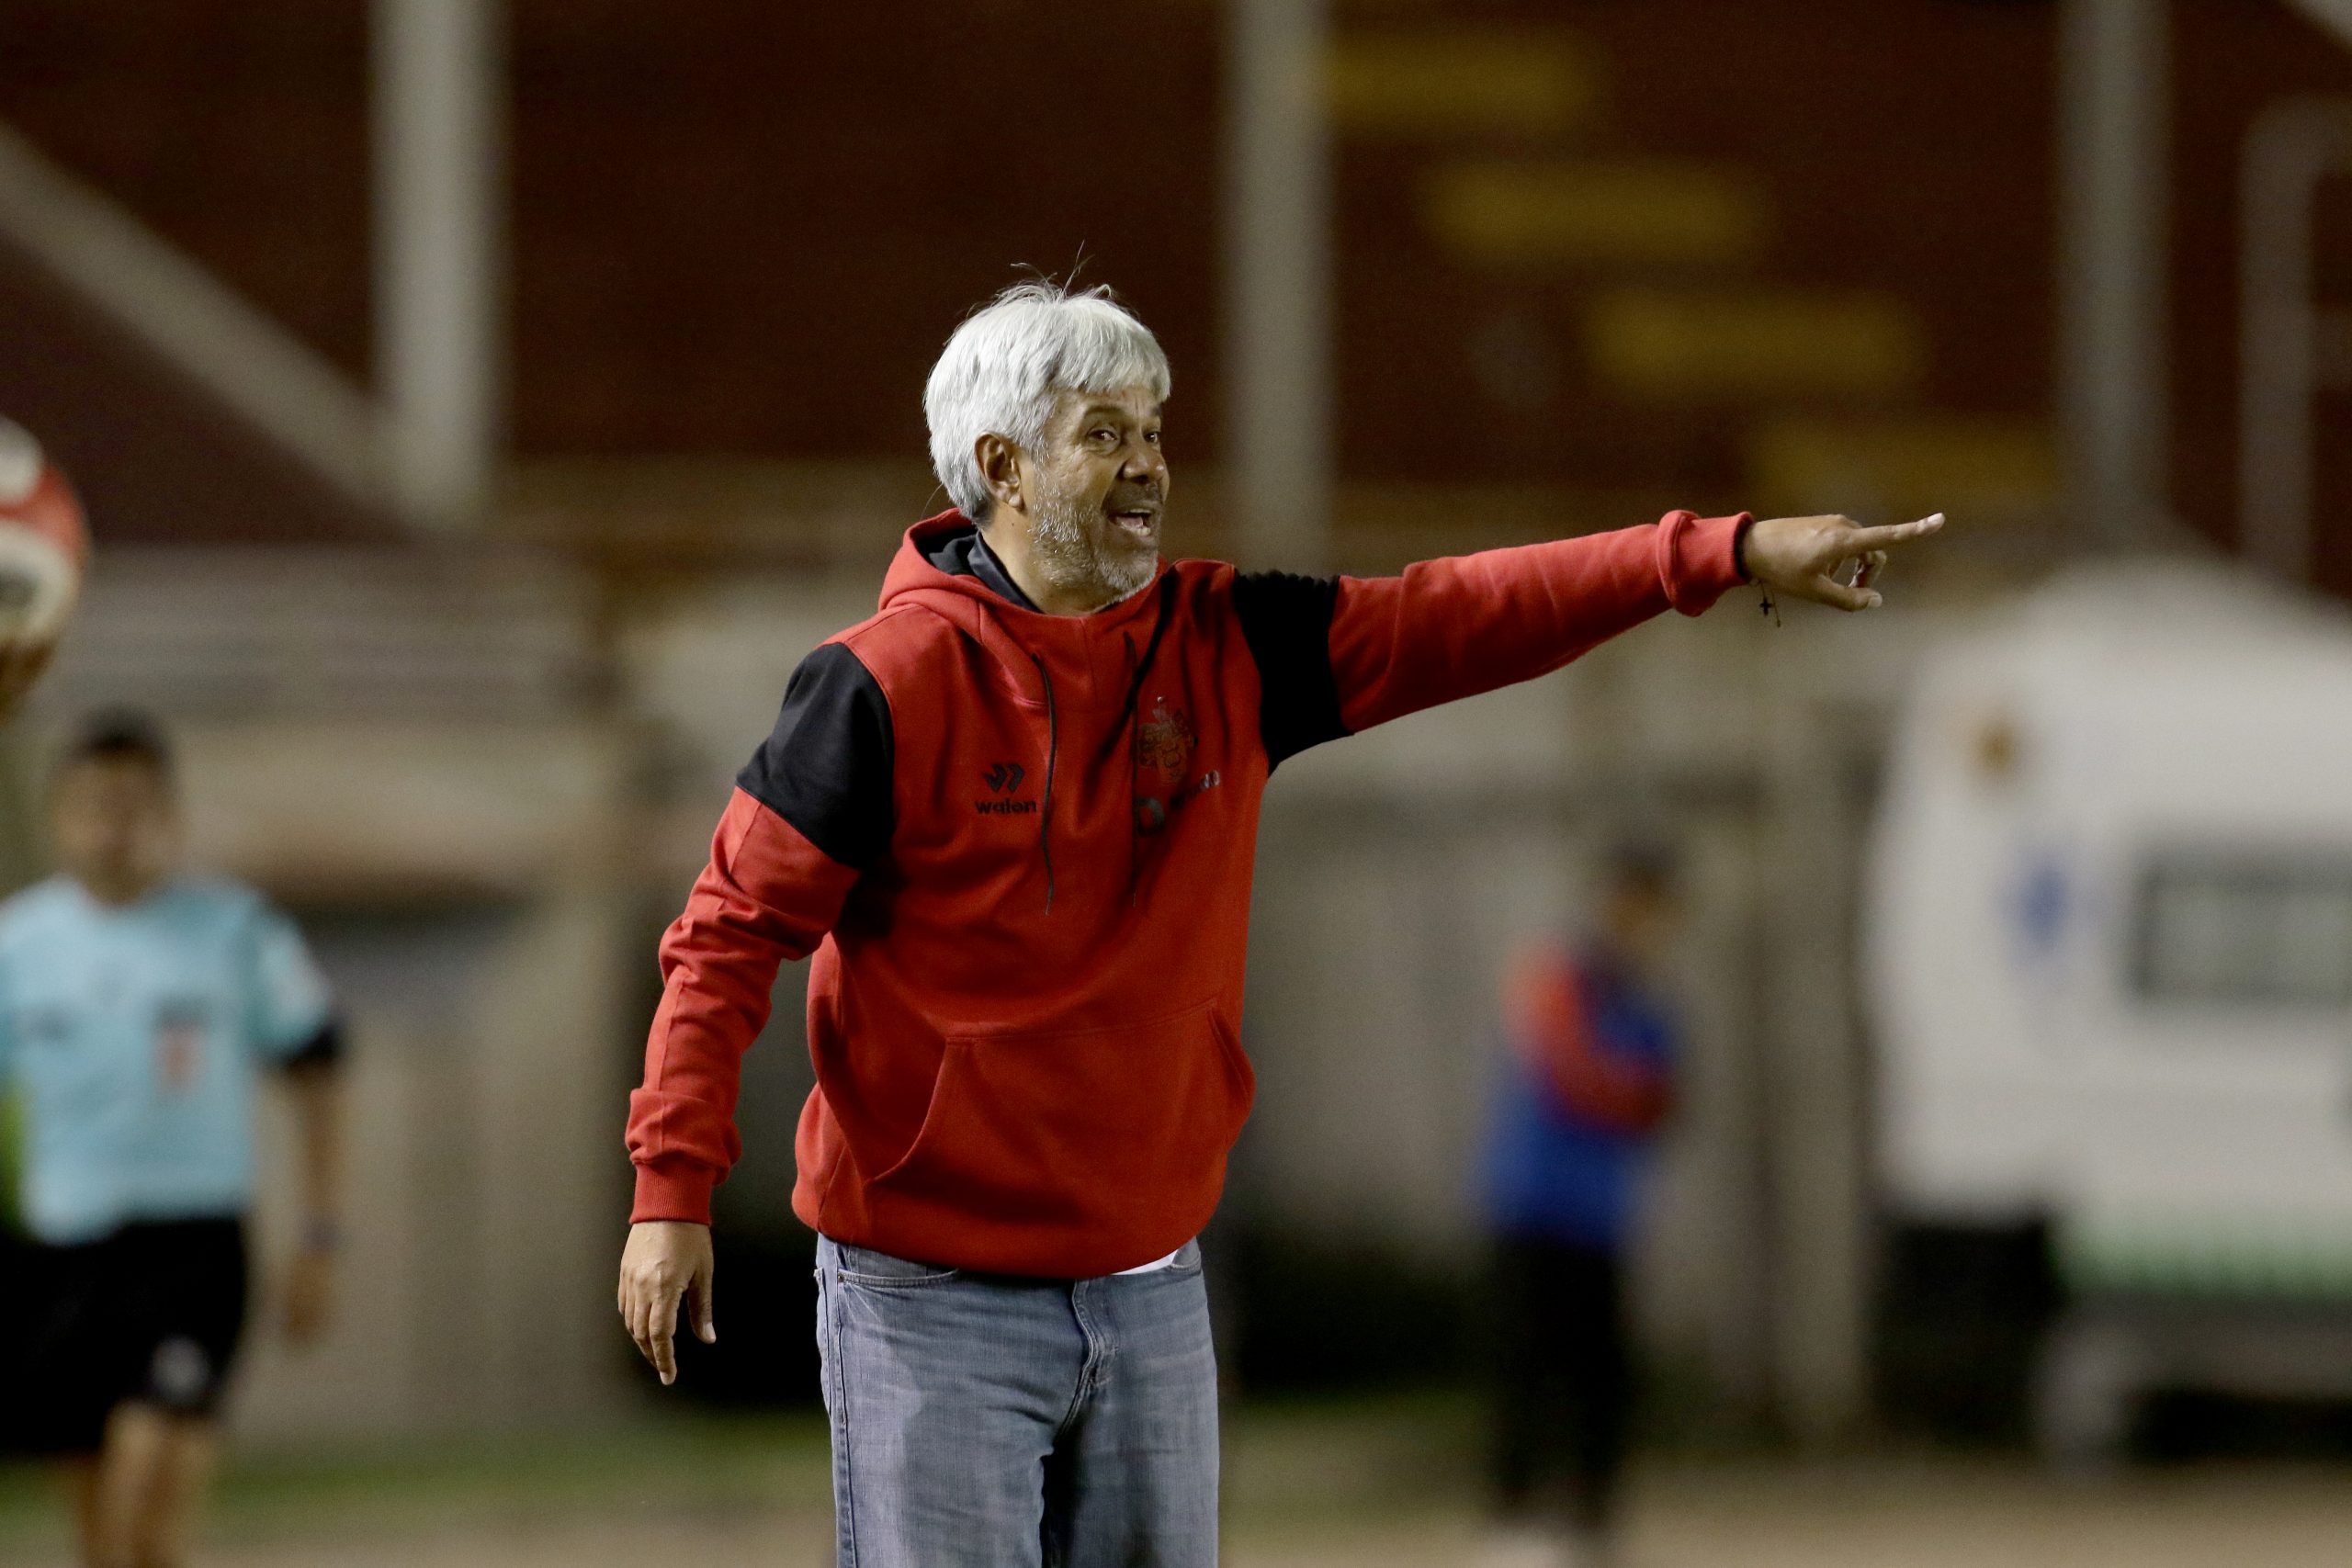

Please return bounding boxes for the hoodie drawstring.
[1110,575,1177,736]
[1033,654,1057,911]
[1115,578,1178,904]
[1031,576,1174,915]
[1124,633,1141,899]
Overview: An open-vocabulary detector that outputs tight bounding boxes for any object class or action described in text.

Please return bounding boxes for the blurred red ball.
[0,420,89,716]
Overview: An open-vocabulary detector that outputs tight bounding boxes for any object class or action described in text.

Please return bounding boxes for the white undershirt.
[1116,1246,1185,1276]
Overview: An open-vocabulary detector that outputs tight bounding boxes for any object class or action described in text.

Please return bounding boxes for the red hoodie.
[627,508,1747,1277]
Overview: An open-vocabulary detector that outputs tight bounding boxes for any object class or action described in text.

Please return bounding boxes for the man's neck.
[76,870,163,908]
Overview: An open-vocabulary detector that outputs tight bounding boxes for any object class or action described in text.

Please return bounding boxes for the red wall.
[0,0,2346,578]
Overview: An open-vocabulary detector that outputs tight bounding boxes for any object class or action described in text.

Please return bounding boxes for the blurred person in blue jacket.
[0,712,345,1568]
[1480,844,1682,1568]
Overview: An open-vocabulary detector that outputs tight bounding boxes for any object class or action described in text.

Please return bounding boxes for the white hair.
[924,281,1171,522]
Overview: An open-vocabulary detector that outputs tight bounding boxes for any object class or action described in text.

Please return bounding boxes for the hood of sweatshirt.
[879,510,1177,714]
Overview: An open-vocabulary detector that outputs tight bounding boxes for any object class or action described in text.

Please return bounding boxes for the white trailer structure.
[1868,558,2352,1459]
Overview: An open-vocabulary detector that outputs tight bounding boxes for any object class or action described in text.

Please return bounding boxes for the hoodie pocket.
[872,1000,1253,1227]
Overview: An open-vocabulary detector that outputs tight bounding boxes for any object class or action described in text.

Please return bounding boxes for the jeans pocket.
[832,1239,961,1289]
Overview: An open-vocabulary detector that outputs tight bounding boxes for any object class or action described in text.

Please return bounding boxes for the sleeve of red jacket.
[626,641,889,1225]
[1332,511,1746,732]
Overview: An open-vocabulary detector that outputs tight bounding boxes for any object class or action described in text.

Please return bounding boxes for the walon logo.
[977,761,1036,815]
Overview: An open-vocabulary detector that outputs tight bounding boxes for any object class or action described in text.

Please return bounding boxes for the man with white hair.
[618,280,1941,1566]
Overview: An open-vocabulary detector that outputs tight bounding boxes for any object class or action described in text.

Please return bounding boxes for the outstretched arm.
[1324,509,1944,735]
[1329,511,1740,732]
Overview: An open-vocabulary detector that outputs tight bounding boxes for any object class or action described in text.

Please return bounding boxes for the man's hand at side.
[1738,512,1945,611]
[618,1220,716,1385]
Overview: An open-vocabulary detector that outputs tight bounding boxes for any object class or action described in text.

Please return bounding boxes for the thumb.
[693,1259,718,1344]
[1806,572,1882,613]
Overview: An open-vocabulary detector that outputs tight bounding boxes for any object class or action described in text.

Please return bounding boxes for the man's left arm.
[1323,509,1943,734]
[277,1051,345,1340]
[250,907,345,1342]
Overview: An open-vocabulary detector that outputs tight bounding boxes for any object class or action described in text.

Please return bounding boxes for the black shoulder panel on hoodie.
[737,641,895,869]
[1230,570,1346,769]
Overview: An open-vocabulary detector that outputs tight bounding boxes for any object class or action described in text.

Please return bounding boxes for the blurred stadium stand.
[0,2,2341,570]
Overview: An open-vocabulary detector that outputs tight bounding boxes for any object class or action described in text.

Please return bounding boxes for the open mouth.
[1110,506,1160,537]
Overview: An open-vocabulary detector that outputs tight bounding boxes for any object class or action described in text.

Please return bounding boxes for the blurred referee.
[0,712,345,1568]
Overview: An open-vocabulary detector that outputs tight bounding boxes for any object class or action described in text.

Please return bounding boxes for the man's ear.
[976,434,1023,517]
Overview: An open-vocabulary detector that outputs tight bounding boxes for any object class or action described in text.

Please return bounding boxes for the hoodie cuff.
[631,1156,718,1226]
[1655,511,1751,616]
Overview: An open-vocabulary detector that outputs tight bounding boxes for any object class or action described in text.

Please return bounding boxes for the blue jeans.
[814,1235,1220,1567]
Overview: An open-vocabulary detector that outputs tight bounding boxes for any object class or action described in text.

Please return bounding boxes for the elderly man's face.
[1019,385,1169,604]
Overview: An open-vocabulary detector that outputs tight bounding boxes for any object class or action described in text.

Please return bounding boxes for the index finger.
[1844,513,1945,552]
[647,1280,682,1385]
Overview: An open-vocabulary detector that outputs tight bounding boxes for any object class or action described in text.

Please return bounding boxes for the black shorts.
[13,1217,250,1454]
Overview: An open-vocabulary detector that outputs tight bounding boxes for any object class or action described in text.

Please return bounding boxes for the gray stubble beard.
[1028,491,1159,609]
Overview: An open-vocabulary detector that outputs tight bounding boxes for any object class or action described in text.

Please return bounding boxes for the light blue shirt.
[0,875,334,1244]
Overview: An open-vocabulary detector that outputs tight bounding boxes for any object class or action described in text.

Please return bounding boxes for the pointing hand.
[1737,513,1946,612]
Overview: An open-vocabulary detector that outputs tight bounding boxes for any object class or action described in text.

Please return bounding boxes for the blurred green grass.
[0,1412,833,1560]
[16,1398,2352,1568]
[0,1393,1486,1560]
